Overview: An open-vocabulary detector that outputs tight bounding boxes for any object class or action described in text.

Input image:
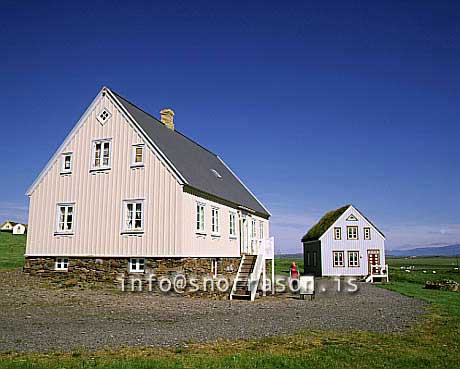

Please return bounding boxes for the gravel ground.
[0,271,427,353]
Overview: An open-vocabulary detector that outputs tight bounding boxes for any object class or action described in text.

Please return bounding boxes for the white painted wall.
[0,222,14,231]
[320,206,385,276]
[26,90,270,258]
[13,224,26,235]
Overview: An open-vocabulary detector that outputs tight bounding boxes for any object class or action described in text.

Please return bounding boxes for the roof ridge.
[109,89,218,157]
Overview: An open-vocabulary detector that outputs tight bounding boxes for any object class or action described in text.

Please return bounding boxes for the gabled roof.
[302,205,350,242]
[1,220,18,227]
[109,89,270,218]
[26,87,270,218]
[301,205,385,242]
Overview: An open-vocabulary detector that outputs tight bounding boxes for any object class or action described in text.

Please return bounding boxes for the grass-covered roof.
[301,205,351,242]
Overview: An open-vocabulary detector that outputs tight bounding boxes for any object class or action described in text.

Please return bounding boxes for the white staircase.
[365,264,389,283]
[230,237,275,301]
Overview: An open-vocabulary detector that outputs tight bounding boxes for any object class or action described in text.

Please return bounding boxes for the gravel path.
[0,271,426,353]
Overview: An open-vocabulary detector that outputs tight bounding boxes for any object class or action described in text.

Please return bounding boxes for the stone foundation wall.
[24,257,241,299]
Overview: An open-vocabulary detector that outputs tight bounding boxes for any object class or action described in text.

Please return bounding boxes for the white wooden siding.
[26,93,183,257]
[26,92,270,258]
[320,206,385,276]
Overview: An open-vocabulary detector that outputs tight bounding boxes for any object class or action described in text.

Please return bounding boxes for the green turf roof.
[301,205,351,242]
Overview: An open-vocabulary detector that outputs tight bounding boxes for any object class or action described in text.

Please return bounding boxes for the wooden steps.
[230,255,257,300]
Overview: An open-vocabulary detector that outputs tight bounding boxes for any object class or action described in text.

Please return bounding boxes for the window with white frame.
[229,212,237,237]
[196,203,205,233]
[333,251,345,267]
[61,153,72,174]
[123,200,144,232]
[334,227,342,240]
[259,221,264,239]
[91,139,111,170]
[347,226,358,240]
[55,258,69,271]
[251,219,256,238]
[348,251,359,267]
[96,108,112,125]
[132,144,144,167]
[211,259,218,277]
[129,258,145,273]
[211,207,220,235]
[364,227,371,240]
[56,204,75,234]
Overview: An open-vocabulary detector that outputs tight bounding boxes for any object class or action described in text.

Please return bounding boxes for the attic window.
[210,169,222,179]
[96,108,111,125]
[346,214,358,221]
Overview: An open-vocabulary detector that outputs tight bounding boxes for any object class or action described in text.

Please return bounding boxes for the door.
[367,250,380,275]
[240,218,249,254]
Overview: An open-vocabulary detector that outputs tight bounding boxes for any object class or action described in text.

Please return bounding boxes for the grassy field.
[0,232,26,270]
[0,239,459,368]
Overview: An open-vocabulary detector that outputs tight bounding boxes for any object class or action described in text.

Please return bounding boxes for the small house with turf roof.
[0,220,17,232]
[301,205,387,281]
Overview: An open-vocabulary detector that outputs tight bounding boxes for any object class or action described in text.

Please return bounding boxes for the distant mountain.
[387,244,460,257]
[277,253,303,259]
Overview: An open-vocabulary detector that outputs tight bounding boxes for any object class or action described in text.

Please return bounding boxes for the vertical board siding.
[26,93,182,257]
[320,206,385,276]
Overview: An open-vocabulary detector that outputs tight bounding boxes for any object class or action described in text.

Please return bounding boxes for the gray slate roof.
[111,90,270,218]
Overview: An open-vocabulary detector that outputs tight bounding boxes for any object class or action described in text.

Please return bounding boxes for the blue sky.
[1,1,459,252]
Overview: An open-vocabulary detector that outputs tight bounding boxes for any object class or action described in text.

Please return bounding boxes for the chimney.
[160,108,175,130]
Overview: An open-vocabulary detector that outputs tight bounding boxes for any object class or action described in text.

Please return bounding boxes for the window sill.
[54,232,74,236]
[196,231,207,236]
[128,270,145,274]
[55,269,69,272]
[121,231,144,235]
[90,167,111,173]
[130,164,145,169]
[211,233,221,238]
[229,235,238,239]
[60,172,72,176]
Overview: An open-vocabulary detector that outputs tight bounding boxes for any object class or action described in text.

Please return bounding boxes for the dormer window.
[91,139,111,171]
[96,108,111,125]
[61,153,72,174]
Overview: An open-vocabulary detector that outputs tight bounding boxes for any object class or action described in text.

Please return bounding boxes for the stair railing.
[248,242,266,301]
[230,254,246,300]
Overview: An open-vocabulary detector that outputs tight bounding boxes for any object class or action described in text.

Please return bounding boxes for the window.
[61,153,72,174]
[305,252,311,266]
[56,204,75,234]
[91,139,111,170]
[334,227,342,240]
[96,108,111,125]
[251,219,256,238]
[123,200,144,232]
[129,258,145,273]
[211,207,220,235]
[211,259,218,277]
[55,258,69,271]
[259,221,264,239]
[210,169,222,179]
[348,251,359,267]
[347,226,358,240]
[346,214,358,221]
[196,203,205,233]
[364,227,371,240]
[132,144,144,167]
[333,251,345,267]
[229,212,237,238]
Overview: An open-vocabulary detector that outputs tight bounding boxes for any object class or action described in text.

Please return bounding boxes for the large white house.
[25,87,274,299]
[302,205,387,281]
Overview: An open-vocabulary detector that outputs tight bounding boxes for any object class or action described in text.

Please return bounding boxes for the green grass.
[0,232,26,270]
[0,253,459,368]
[274,257,303,276]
